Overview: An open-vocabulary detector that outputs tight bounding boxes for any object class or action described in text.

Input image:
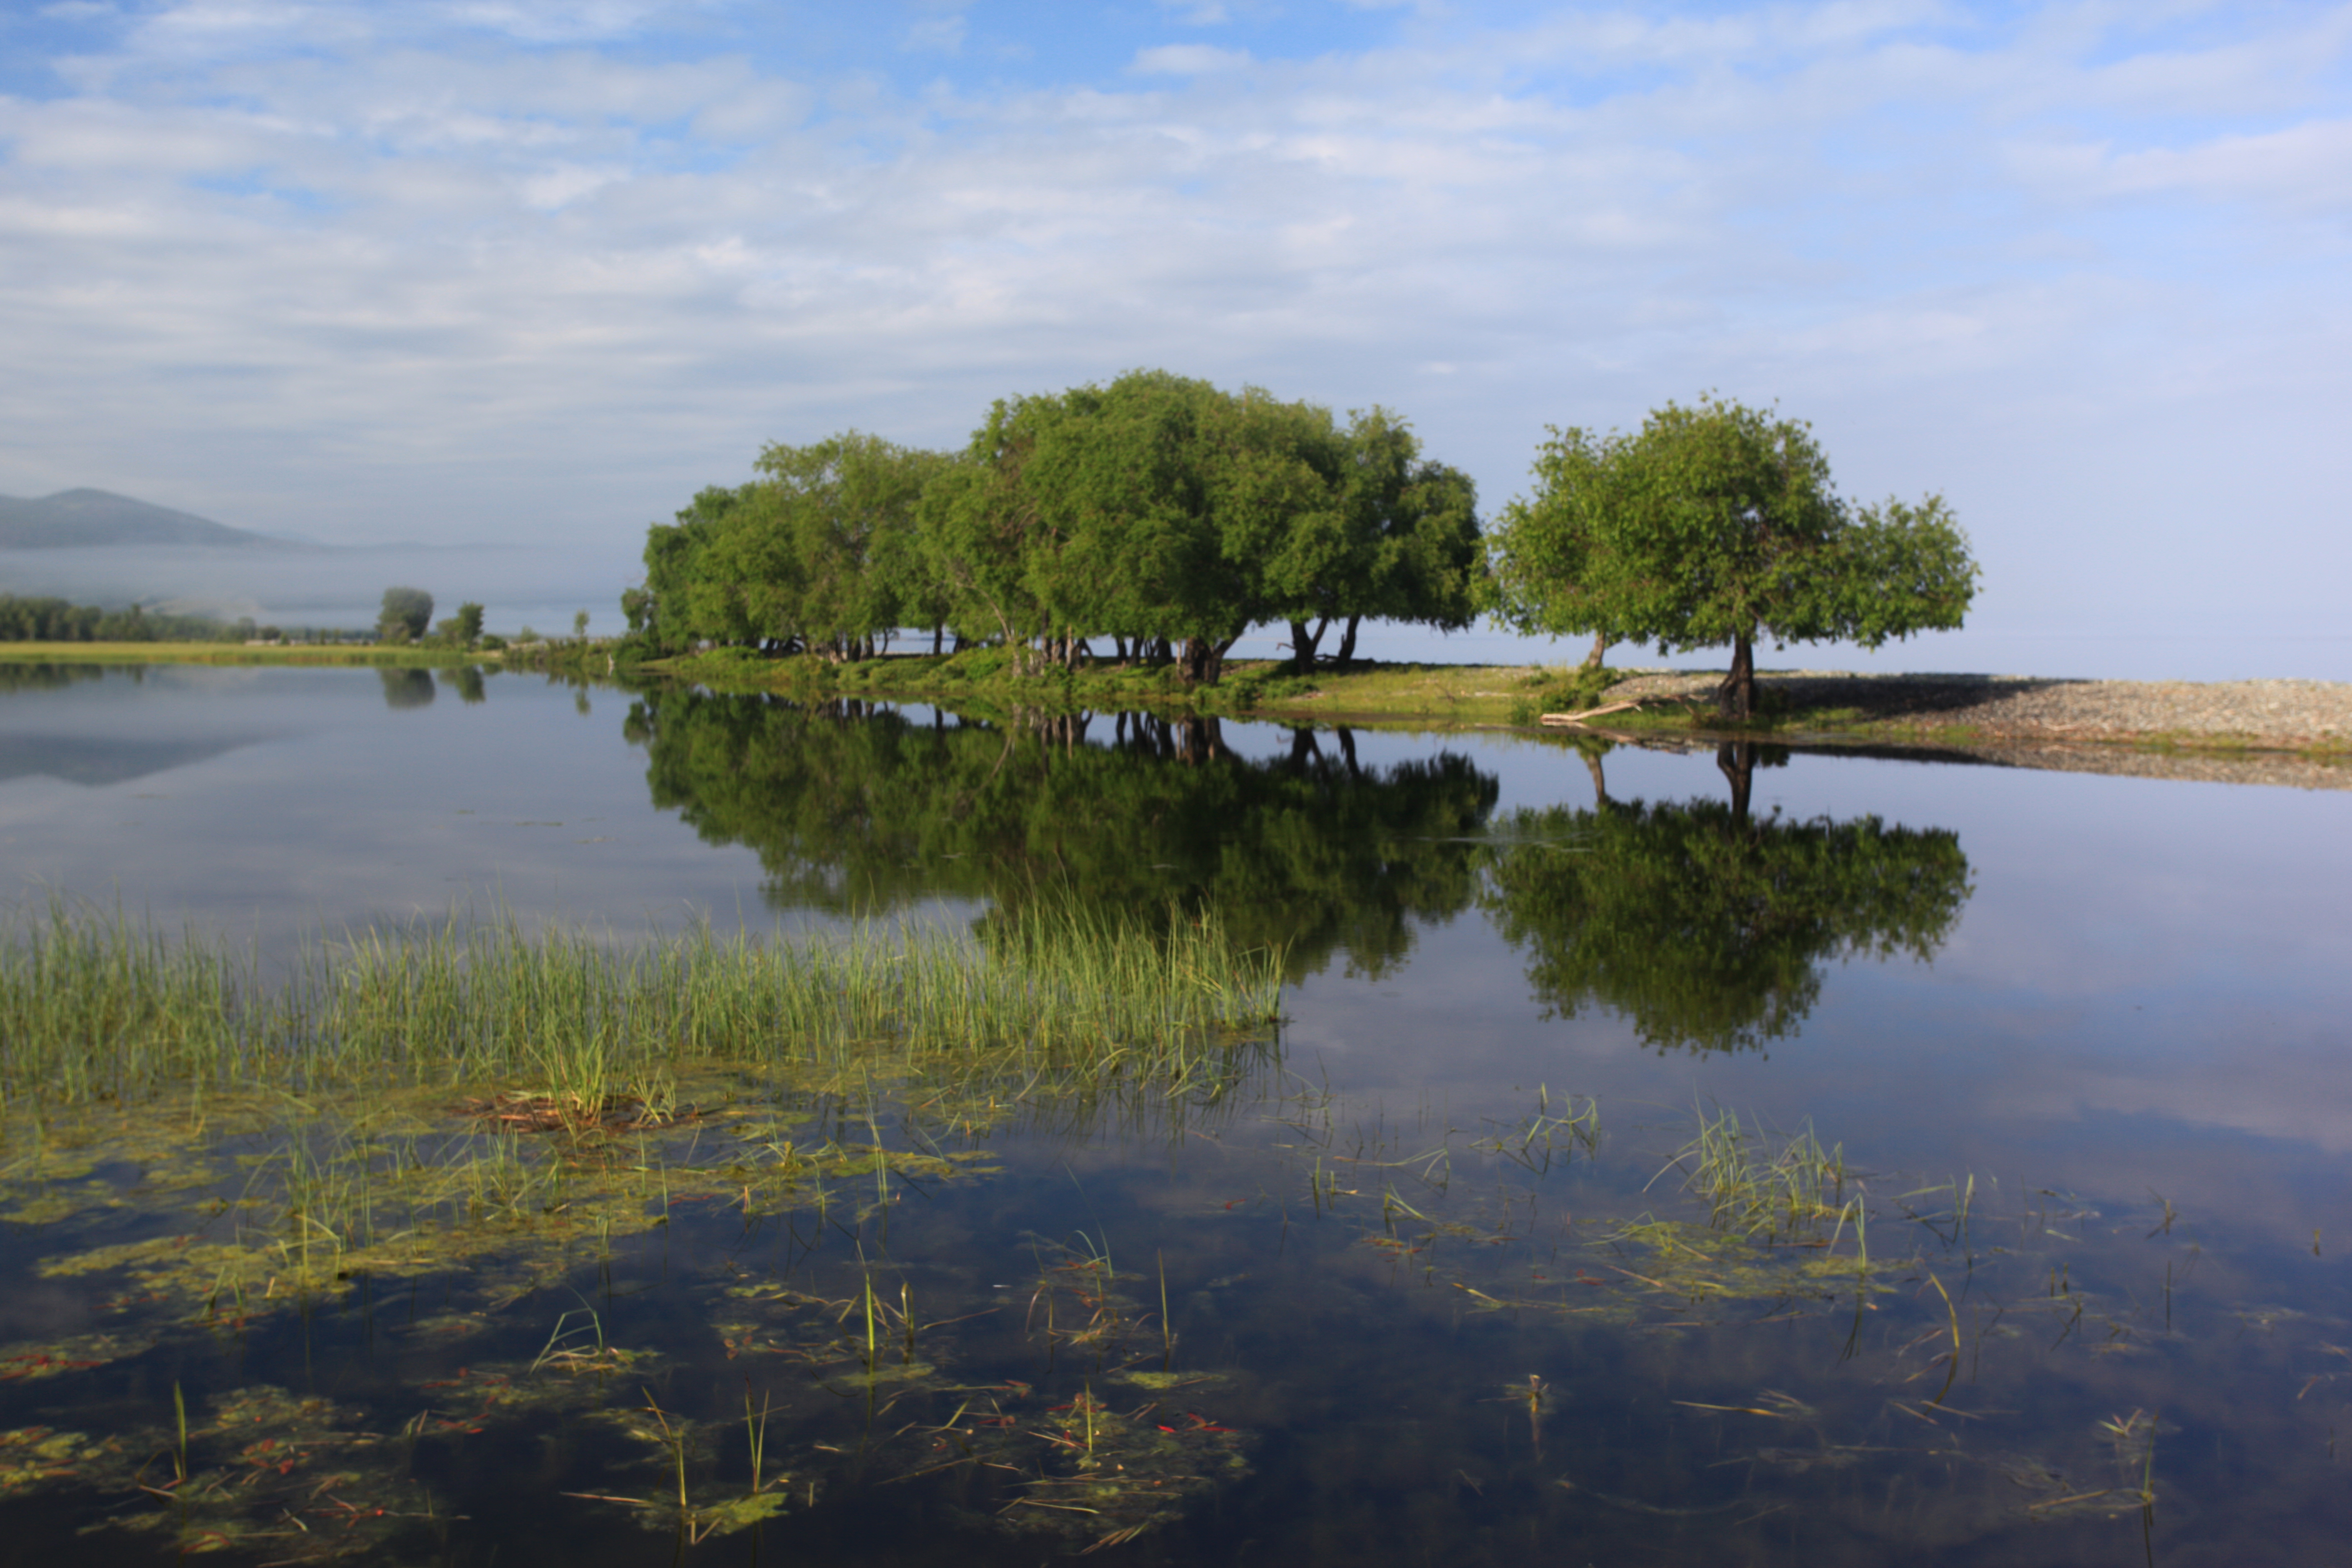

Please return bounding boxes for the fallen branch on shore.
[1540,700,1647,727]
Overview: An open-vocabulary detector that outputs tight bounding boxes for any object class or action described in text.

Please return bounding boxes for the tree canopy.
[628,372,1482,685]
[378,586,434,643]
[1487,395,1978,716]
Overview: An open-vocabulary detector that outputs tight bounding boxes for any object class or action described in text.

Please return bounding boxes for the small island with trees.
[622,372,1977,722]
[4,370,2343,769]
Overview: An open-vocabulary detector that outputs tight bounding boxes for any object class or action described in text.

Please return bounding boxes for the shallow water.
[3,664,2349,1565]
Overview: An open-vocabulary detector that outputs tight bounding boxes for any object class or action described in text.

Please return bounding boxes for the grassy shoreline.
[5,638,2344,762]
[646,645,2352,763]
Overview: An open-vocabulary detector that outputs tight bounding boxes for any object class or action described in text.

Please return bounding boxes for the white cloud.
[1129,44,1254,75]
[904,12,967,54]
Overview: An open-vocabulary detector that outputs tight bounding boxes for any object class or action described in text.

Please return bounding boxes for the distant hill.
[0,488,302,550]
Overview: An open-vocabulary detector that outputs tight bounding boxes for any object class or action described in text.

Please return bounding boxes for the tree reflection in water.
[624,689,1499,980]
[1481,739,1972,1053]
[626,691,1969,1042]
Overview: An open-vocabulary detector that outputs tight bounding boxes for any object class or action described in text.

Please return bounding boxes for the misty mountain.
[0,489,303,550]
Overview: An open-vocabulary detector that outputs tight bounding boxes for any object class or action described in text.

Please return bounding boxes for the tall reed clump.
[0,900,1285,1111]
[0,905,250,1107]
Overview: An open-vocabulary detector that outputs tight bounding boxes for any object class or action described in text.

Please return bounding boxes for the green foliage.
[1506,663,1621,725]
[635,372,1480,686]
[1488,395,1978,715]
[379,586,433,642]
[0,596,228,643]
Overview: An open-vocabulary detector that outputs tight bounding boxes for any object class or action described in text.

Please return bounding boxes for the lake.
[2,661,2348,1565]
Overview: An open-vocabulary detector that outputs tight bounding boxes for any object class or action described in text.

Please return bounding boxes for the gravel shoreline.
[1591,670,2352,792]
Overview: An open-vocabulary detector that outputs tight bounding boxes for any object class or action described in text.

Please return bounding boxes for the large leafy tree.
[1271,407,1483,674]
[642,372,1483,685]
[636,484,794,652]
[377,586,433,643]
[756,432,952,661]
[1488,395,1978,717]
[925,370,1347,684]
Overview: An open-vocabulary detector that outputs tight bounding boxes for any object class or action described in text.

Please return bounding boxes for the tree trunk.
[1716,633,1757,720]
[1287,618,1327,676]
[1178,635,1235,687]
[1582,745,1608,807]
[1716,740,1757,828]
[932,624,944,656]
[1334,725,1359,778]
[1176,716,1224,766]
[1582,630,1609,670]
[1335,615,1362,669]
[1113,635,1130,663]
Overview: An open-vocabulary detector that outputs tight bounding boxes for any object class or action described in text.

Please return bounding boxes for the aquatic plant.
[0,900,1286,1112]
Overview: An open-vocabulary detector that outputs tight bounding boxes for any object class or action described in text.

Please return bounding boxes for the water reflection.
[625,689,1499,978]
[1480,740,1972,1052]
[438,665,487,704]
[377,667,435,709]
[0,663,106,696]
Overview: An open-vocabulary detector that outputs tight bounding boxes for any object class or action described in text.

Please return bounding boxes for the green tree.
[378,586,433,643]
[1487,396,1978,717]
[1270,409,1484,674]
[455,602,484,646]
[644,483,797,652]
[1479,743,1971,1053]
[755,432,953,661]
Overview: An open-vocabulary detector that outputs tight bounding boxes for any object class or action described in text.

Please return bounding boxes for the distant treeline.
[629,369,1482,686]
[0,594,359,644]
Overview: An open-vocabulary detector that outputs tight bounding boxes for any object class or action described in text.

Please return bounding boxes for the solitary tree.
[1487,396,1978,718]
[378,586,433,643]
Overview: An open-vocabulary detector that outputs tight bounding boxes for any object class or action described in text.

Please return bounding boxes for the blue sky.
[1,0,2347,675]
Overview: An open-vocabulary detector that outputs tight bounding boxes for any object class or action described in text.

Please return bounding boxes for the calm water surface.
[2,663,2348,1566]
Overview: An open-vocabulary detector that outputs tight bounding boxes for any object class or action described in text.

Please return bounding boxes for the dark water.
[3,663,2349,1565]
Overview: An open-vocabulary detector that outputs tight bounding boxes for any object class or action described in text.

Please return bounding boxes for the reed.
[1660,1105,1848,1244]
[0,900,1286,1112]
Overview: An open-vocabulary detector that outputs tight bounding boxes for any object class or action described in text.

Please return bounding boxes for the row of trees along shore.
[630,374,1980,717]
[0,594,351,644]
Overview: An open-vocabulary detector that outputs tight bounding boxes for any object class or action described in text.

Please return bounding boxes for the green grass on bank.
[654,644,1578,729]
